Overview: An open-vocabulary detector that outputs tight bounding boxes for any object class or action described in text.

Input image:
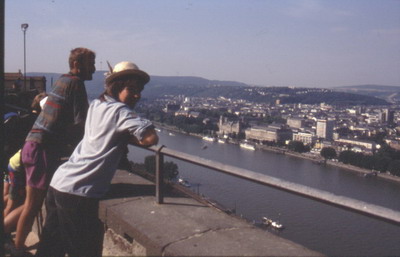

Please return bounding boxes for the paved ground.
[99,170,323,256]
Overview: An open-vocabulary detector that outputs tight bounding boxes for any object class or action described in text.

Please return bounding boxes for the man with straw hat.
[35,61,158,257]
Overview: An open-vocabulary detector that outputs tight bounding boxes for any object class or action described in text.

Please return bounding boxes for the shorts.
[8,164,26,201]
[8,164,25,186]
[21,141,59,190]
[9,184,26,201]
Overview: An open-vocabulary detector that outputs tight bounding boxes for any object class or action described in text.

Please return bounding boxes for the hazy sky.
[5,0,400,88]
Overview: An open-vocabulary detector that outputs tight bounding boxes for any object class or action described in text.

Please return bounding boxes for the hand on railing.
[129,128,159,146]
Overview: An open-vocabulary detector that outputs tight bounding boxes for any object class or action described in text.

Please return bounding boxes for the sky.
[4,0,400,88]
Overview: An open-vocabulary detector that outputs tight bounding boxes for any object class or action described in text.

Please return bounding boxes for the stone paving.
[99,170,323,256]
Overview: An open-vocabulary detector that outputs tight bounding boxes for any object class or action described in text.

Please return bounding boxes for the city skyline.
[5,0,400,88]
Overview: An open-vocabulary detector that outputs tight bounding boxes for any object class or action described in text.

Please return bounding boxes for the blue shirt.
[50,95,154,198]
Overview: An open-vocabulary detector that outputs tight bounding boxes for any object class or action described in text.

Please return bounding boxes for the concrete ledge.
[100,170,323,256]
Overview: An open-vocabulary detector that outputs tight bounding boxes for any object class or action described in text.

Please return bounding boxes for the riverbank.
[258,145,400,184]
[152,122,400,185]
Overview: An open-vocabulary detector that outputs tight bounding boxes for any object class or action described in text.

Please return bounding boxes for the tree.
[339,150,355,164]
[373,156,391,172]
[288,141,308,153]
[360,154,374,170]
[320,147,337,160]
[144,155,179,180]
[387,160,400,176]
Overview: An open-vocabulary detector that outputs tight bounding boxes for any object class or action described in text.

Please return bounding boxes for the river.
[127,129,400,256]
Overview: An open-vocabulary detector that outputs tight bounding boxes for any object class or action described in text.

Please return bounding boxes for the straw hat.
[105,61,150,85]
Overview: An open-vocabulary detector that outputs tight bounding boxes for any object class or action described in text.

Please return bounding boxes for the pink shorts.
[21,141,59,190]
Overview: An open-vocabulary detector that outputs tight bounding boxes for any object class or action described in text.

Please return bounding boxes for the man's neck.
[69,70,83,79]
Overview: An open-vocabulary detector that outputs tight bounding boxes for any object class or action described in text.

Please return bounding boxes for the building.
[245,124,292,144]
[5,72,46,111]
[292,131,317,145]
[316,119,335,140]
[287,117,305,129]
[384,109,395,125]
[218,116,242,136]
[365,112,382,124]
[335,138,377,153]
[5,71,46,93]
[175,110,190,117]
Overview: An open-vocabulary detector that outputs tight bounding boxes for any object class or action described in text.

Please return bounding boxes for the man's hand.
[129,128,159,146]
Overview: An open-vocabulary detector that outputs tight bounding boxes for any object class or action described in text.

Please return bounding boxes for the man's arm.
[129,128,159,146]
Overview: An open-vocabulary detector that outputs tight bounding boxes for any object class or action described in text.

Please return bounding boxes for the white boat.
[218,139,225,144]
[178,178,191,187]
[240,142,255,150]
[202,136,217,142]
[262,217,272,226]
[271,221,284,230]
[262,216,284,230]
[169,132,175,136]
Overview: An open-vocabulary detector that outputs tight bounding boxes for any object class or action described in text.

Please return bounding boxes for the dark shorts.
[8,164,25,186]
[8,164,26,201]
[21,141,59,190]
[9,184,26,201]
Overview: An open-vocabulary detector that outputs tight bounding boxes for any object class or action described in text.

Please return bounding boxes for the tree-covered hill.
[279,91,389,105]
[334,84,400,104]
[28,72,389,105]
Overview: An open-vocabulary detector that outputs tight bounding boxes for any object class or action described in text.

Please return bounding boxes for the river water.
[127,129,400,256]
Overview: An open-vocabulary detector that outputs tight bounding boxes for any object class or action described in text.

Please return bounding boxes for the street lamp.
[21,23,29,90]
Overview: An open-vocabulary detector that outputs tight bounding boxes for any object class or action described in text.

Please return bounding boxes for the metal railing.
[141,145,400,227]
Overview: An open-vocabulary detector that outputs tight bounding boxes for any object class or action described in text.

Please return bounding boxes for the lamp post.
[21,23,29,90]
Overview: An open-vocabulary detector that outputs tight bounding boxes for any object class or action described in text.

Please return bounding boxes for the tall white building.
[316,119,335,140]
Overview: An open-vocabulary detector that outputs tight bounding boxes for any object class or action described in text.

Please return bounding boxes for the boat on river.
[240,142,256,150]
[271,220,284,230]
[178,178,191,187]
[262,217,284,230]
[202,136,217,142]
[262,217,273,226]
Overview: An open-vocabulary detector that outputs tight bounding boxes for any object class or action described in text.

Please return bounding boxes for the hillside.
[333,84,400,104]
[28,72,389,105]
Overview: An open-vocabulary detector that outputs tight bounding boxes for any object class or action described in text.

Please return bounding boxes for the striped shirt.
[26,73,89,150]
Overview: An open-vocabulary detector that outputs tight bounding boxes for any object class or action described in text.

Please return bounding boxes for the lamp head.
[21,23,29,32]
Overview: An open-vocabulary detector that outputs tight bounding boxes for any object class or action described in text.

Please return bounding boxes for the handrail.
[137,144,400,226]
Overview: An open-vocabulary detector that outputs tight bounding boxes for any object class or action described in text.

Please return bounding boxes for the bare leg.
[4,197,24,220]
[4,205,24,233]
[3,196,13,217]
[3,181,10,204]
[14,186,46,250]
